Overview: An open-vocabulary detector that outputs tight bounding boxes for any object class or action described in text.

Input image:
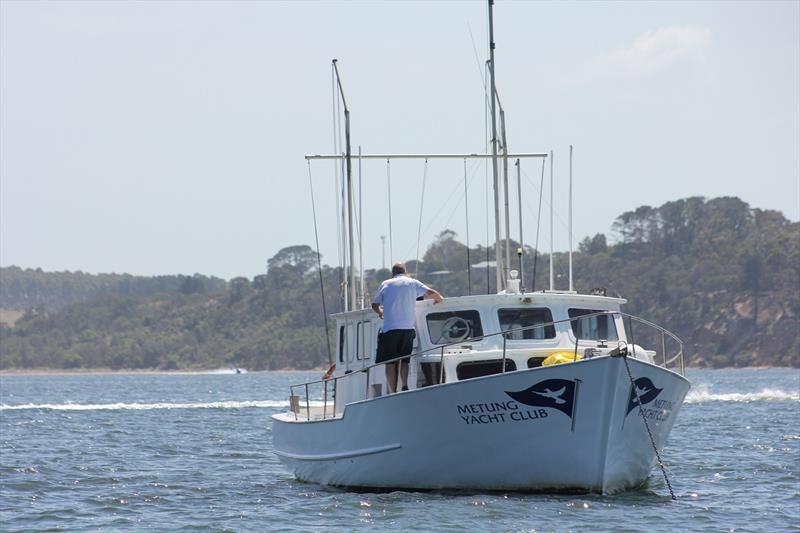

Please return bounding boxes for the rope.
[307,161,333,367]
[622,316,677,500]
[414,159,429,276]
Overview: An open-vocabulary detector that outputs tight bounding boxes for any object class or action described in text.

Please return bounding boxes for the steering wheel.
[435,316,471,344]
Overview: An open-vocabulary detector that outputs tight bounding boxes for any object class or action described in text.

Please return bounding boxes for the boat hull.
[272,356,689,493]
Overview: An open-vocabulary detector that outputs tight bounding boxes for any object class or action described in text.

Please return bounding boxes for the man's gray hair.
[391,261,406,275]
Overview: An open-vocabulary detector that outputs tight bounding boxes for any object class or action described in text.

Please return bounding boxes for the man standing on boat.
[372,261,443,393]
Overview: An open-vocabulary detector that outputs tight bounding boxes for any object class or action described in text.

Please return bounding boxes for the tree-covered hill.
[0,268,227,313]
[0,196,797,370]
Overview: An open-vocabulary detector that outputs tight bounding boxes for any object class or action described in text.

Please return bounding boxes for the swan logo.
[626,377,663,415]
[505,379,577,418]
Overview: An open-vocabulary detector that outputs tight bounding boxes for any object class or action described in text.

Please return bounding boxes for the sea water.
[1,368,797,532]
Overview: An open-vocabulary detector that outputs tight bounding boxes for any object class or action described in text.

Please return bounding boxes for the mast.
[488,0,502,292]
[332,59,356,311]
[498,99,511,285]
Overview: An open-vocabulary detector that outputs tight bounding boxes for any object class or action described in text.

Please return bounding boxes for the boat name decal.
[456,400,549,425]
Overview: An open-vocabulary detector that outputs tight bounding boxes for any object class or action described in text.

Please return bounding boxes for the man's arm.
[371,303,384,319]
[425,288,444,304]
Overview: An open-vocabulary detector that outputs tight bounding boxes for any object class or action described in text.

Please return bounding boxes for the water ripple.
[1,368,798,532]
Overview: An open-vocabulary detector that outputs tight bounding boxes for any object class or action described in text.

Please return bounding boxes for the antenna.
[359,145,365,307]
[569,144,573,293]
[515,158,523,290]
[549,149,554,291]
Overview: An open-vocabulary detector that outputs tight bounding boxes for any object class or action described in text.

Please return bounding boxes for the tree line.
[0,196,797,370]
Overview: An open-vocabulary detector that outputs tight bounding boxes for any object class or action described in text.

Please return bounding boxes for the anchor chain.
[616,344,677,500]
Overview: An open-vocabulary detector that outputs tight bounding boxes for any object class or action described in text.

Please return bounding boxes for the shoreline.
[0,367,325,376]
[0,365,793,377]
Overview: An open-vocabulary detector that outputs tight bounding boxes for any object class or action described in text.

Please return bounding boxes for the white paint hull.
[272,356,689,493]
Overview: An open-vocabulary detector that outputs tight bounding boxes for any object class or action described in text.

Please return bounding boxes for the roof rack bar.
[305,152,548,160]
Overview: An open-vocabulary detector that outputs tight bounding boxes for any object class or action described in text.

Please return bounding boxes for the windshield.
[426,310,483,345]
[498,308,556,340]
[568,309,618,341]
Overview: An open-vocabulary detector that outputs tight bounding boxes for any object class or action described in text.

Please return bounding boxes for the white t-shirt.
[372,274,430,331]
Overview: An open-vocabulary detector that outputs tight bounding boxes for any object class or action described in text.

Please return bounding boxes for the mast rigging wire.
[386,159,394,267]
[397,158,482,264]
[306,160,333,366]
[415,159,429,277]
[532,158,545,291]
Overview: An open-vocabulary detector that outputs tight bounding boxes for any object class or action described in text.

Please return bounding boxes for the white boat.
[273,292,689,493]
[272,1,689,494]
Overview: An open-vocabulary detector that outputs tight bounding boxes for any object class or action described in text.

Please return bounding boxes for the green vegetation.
[0,268,227,312]
[0,196,797,370]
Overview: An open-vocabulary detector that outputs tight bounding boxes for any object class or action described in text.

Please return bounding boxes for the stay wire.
[307,160,333,367]
[387,159,394,266]
[415,159,429,277]
[398,157,482,264]
[532,159,545,291]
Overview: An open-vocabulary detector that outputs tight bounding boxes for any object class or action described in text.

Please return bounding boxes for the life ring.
[322,364,336,380]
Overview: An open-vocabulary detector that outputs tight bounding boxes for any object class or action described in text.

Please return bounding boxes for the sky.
[1,0,798,280]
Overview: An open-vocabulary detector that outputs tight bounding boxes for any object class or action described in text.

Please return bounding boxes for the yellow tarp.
[541,352,583,366]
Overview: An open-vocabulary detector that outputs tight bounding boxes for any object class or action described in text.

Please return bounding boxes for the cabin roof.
[332,291,626,319]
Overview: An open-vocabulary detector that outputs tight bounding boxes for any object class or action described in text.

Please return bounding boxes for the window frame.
[425,309,484,346]
[496,307,556,341]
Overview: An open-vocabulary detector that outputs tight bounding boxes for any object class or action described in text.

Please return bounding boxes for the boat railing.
[287,311,684,421]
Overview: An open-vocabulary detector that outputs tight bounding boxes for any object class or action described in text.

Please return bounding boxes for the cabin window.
[338,325,345,363]
[456,359,516,381]
[426,310,483,345]
[356,320,372,360]
[498,308,556,340]
[568,309,618,341]
[527,357,544,368]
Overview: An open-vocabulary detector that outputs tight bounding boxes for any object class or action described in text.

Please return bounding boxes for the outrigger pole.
[332,59,357,312]
[305,153,546,161]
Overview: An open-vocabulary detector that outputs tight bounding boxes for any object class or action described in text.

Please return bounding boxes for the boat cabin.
[328,291,650,407]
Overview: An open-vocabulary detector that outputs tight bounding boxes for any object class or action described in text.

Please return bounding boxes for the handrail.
[287,310,684,419]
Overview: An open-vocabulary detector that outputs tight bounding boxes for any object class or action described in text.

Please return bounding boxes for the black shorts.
[375,329,416,364]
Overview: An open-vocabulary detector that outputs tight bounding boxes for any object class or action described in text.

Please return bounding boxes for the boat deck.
[285,404,341,422]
